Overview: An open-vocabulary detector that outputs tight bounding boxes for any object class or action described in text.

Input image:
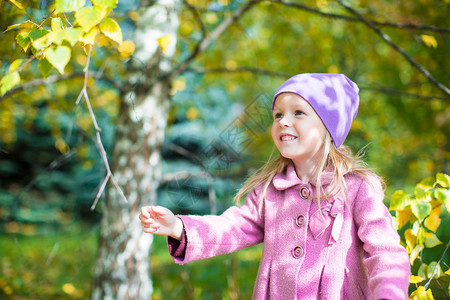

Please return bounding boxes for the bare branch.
[169,0,263,79]
[424,241,450,289]
[1,71,121,100]
[183,0,206,41]
[188,67,449,101]
[166,142,207,168]
[160,171,211,184]
[271,0,450,33]
[336,0,450,97]
[360,85,450,101]
[74,44,127,210]
[37,9,55,29]
[185,66,291,78]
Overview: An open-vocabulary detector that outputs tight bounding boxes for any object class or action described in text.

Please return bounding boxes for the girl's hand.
[139,206,184,240]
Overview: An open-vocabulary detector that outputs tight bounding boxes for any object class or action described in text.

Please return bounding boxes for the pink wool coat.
[168,163,410,299]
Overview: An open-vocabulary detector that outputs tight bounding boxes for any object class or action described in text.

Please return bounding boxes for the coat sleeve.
[353,177,411,300]
[169,186,265,264]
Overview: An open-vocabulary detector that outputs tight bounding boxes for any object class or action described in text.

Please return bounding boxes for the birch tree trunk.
[92,1,181,299]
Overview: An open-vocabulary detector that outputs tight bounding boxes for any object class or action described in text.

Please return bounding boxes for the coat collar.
[272,162,335,191]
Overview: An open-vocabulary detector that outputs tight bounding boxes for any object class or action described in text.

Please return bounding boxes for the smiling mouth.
[280,135,297,141]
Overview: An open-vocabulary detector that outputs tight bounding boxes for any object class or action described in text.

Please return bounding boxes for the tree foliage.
[390,173,450,298]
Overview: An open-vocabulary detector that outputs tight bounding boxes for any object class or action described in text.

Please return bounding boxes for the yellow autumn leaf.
[424,214,441,232]
[157,35,173,55]
[55,138,70,154]
[99,17,123,45]
[409,275,425,284]
[62,283,75,294]
[118,41,135,58]
[8,0,24,9]
[409,286,429,300]
[404,229,417,251]
[396,208,412,229]
[423,231,433,239]
[82,27,99,45]
[420,34,437,48]
[9,59,24,71]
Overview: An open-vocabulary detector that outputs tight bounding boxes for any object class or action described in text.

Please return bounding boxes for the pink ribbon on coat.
[309,196,345,245]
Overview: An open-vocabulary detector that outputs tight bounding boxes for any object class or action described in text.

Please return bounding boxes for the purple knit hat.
[272,73,359,148]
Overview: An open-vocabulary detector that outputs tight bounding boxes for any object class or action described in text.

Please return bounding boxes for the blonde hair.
[234,132,384,210]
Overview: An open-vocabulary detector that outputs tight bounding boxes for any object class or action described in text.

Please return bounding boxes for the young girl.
[140,73,411,299]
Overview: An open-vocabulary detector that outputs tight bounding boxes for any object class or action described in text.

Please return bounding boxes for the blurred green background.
[1,0,449,298]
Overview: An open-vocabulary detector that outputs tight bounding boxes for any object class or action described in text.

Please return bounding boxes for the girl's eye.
[274,112,283,119]
[295,110,304,116]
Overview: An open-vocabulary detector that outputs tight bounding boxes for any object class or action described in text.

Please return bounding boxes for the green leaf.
[38,59,53,78]
[64,28,84,46]
[16,32,31,52]
[55,0,86,14]
[51,17,65,32]
[434,188,450,213]
[412,220,420,236]
[418,263,428,278]
[424,233,442,248]
[411,200,431,222]
[5,20,36,32]
[410,244,424,265]
[81,27,99,45]
[91,0,117,8]
[415,185,431,202]
[426,261,443,279]
[389,190,408,210]
[48,28,84,46]
[75,6,106,32]
[99,18,122,44]
[9,59,25,71]
[419,176,435,188]
[0,72,20,96]
[436,173,450,188]
[32,34,52,51]
[45,46,71,74]
[28,28,50,41]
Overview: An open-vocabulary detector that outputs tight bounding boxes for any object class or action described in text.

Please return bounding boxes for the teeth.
[281,136,296,141]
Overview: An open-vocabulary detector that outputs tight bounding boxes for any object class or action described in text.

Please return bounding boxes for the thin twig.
[186,66,291,78]
[359,86,450,101]
[63,13,72,27]
[76,45,127,210]
[424,242,450,289]
[183,0,206,40]
[270,0,450,33]
[37,9,55,29]
[0,71,120,100]
[336,0,450,97]
[168,0,262,80]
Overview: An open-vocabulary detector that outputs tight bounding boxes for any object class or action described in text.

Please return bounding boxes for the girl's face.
[271,93,327,165]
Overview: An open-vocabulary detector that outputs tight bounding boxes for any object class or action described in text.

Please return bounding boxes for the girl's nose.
[279,116,291,127]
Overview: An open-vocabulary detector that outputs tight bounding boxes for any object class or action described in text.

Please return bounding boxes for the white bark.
[92,1,181,299]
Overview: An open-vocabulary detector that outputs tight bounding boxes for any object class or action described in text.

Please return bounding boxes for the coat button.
[299,186,310,199]
[292,246,303,259]
[296,214,306,227]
